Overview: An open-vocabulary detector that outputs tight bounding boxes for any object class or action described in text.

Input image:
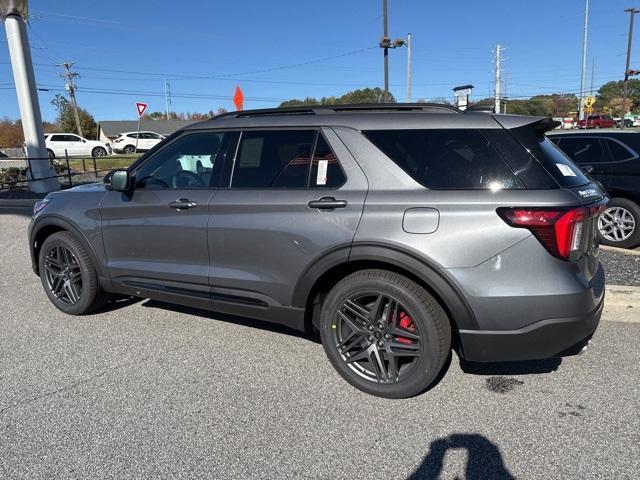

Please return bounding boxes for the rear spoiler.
[493,115,561,137]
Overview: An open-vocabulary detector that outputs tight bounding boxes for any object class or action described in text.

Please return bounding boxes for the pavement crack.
[0,340,193,415]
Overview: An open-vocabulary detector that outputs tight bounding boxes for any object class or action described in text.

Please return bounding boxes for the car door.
[554,136,611,189]
[138,132,153,150]
[208,127,367,324]
[63,134,85,156]
[48,134,72,157]
[100,130,237,309]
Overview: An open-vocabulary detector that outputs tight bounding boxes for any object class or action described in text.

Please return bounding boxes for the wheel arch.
[293,243,478,336]
[30,216,109,286]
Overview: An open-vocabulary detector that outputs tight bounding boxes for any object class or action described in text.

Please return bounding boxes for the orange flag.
[233,86,244,111]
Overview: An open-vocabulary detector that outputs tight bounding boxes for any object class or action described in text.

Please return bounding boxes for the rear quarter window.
[511,126,590,187]
[363,129,523,190]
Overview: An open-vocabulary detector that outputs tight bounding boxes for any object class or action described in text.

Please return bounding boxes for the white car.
[45,133,111,159]
[112,131,165,154]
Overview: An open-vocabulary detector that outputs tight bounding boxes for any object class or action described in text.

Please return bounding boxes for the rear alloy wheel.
[39,231,106,315]
[92,147,107,157]
[598,198,640,249]
[320,270,451,398]
[123,145,135,154]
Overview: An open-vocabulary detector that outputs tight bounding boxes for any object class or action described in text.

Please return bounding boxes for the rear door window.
[232,130,315,188]
[363,129,523,190]
[606,138,637,162]
[556,137,606,163]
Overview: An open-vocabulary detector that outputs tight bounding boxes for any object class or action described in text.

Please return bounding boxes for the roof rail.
[214,102,462,119]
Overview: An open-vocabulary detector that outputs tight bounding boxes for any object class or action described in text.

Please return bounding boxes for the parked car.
[614,118,634,128]
[29,104,606,398]
[576,115,616,129]
[112,131,165,154]
[548,130,640,249]
[44,133,111,159]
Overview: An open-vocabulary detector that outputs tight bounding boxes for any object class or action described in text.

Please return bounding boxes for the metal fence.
[0,150,136,191]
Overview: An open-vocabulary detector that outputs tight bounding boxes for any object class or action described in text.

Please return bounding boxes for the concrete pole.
[578,0,589,121]
[382,0,389,103]
[621,8,639,129]
[3,13,59,192]
[494,44,501,114]
[406,32,412,102]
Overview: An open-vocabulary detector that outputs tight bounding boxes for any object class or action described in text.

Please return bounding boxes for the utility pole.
[494,44,502,114]
[1,0,58,192]
[382,0,389,102]
[622,8,639,129]
[164,80,171,120]
[578,0,589,121]
[58,62,83,137]
[503,70,508,114]
[406,32,412,102]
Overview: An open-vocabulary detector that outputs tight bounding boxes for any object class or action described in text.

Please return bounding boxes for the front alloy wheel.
[43,244,83,304]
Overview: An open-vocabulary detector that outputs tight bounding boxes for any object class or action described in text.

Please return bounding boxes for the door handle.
[169,198,197,210]
[308,196,347,210]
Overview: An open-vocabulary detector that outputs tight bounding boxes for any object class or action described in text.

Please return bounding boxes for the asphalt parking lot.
[1,208,638,479]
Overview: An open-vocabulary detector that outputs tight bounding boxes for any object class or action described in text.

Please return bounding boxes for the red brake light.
[498,207,593,260]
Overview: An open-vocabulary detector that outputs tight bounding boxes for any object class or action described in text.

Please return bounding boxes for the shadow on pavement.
[459,357,562,376]
[408,433,515,480]
[0,206,33,217]
[140,299,317,342]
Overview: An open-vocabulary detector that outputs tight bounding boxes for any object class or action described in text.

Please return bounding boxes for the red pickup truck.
[576,115,616,129]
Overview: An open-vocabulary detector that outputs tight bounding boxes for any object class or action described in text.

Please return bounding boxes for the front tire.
[92,147,107,157]
[38,231,106,315]
[319,269,451,398]
[598,198,640,249]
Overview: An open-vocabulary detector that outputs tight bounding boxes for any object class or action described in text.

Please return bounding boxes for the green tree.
[596,79,640,115]
[51,94,97,139]
[279,88,394,107]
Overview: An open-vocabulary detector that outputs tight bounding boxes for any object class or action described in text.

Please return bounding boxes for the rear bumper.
[457,299,603,362]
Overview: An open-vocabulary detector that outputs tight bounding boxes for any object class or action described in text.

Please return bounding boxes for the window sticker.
[556,163,576,177]
[316,159,328,185]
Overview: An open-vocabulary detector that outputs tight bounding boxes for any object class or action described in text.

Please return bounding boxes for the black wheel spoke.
[43,244,83,306]
[335,292,422,384]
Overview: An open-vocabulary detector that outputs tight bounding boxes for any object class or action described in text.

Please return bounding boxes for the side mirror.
[105,169,131,191]
[82,139,87,143]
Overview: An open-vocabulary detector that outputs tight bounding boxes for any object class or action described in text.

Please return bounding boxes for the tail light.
[498,206,603,261]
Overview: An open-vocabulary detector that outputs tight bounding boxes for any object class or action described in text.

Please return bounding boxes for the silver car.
[28,104,607,398]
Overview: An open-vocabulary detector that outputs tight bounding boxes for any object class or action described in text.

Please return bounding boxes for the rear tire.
[47,149,55,160]
[38,231,107,315]
[598,198,640,249]
[123,145,135,154]
[319,269,451,398]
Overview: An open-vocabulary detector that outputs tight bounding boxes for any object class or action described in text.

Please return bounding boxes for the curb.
[0,198,38,207]
[604,284,640,323]
[600,245,640,256]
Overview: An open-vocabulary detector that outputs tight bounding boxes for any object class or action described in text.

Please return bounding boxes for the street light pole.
[621,8,639,130]
[406,32,412,102]
[382,0,389,102]
[578,0,589,122]
[1,0,58,192]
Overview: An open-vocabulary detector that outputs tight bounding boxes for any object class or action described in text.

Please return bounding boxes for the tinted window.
[557,137,605,163]
[509,126,590,187]
[309,134,346,188]
[363,129,522,190]
[66,135,81,142]
[50,135,65,142]
[135,132,227,189]
[232,130,315,188]
[607,138,636,162]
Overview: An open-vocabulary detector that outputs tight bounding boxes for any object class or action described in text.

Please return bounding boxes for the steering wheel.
[172,170,205,189]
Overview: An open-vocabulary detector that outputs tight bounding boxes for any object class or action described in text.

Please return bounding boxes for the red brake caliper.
[396,311,416,344]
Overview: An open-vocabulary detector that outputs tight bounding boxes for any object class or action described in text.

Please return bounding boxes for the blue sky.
[1,0,638,122]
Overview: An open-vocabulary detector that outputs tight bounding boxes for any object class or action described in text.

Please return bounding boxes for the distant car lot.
[112,131,165,154]
[0,209,638,479]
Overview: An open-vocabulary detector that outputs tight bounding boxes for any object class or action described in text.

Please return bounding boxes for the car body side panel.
[208,127,368,308]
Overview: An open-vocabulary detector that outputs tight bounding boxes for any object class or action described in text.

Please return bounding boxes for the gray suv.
[28,104,606,398]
